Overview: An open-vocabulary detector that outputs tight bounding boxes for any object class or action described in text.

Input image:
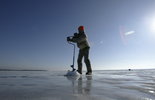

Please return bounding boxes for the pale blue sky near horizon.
[0,0,155,70]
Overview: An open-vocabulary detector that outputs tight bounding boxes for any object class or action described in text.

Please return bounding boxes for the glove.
[67,37,72,41]
[74,33,78,38]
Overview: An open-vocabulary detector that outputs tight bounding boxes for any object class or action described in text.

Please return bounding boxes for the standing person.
[67,26,92,75]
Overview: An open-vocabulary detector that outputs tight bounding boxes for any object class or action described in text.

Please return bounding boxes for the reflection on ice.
[0,69,155,100]
[65,75,92,95]
[149,91,155,94]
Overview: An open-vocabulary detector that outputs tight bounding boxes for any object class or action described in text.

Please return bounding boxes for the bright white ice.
[0,69,155,100]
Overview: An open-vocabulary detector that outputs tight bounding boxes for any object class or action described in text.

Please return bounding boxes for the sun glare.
[150,19,155,32]
[146,16,155,33]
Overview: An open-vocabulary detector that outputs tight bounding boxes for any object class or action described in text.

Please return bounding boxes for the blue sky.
[0,0,155,70]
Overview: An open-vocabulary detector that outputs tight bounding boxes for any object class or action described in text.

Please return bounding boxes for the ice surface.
[0,69,155,100]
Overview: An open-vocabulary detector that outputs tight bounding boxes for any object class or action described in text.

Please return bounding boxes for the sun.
[150,19,155,32]
[146,17,155,33]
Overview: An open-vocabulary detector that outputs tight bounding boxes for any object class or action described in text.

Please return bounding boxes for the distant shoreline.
[0,69,47,71]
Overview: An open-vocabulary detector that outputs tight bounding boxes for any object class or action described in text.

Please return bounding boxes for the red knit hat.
[78,26,84,31]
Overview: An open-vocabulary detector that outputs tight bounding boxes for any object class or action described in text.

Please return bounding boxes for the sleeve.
[72,33,87,43]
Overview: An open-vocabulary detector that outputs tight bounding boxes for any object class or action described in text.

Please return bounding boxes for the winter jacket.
[71,32,90,49]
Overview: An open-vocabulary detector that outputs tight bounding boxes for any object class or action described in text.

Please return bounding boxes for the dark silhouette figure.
[67,26,92,75]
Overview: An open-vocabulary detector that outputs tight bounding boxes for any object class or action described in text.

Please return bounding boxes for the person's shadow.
[65,75,92,95]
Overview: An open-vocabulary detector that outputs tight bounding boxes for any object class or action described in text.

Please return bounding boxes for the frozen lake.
[0,69,155,100]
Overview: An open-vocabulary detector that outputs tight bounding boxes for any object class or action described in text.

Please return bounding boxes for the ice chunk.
[65,70,80,76]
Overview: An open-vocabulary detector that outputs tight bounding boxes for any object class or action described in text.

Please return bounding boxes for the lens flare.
[125,31,135,36]
[119,26,135,45]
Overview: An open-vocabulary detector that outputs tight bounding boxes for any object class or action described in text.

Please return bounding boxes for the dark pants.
[77,47,92,73]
